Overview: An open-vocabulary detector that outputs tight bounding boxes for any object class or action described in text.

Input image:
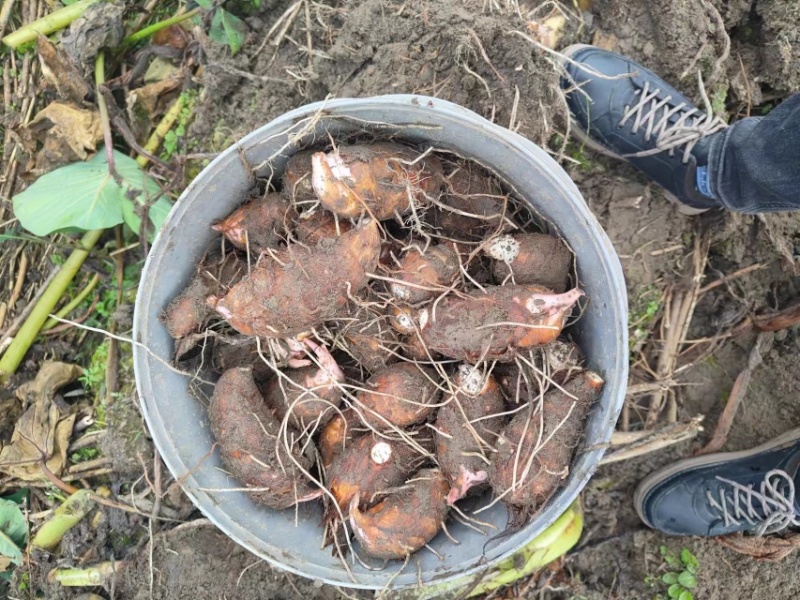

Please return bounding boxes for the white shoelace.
[706,469,800,536]
[620,72,728,163]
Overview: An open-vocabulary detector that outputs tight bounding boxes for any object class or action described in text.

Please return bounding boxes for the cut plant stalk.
[120,6,201,49]
[2,0,100,49]
[48,561,124,586]
[41,273,101,331]
[31,489,94,550]
[137,93,187,169]
[0,229,103,382]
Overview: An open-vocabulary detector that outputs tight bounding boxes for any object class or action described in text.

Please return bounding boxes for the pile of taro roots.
[163,142,604,562]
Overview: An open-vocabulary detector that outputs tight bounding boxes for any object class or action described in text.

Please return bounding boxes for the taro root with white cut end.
[488,233,573,292]
[488,370,604,520]
[211,193,296,252]
[389,305,419,334]
[350,468,450,559]
[389,244,460,303]
[420,285,584,362]
[435,367,507,504]
[356,362,441,428]
[311,143,443,220]
[209,220,381,338]
[325,434,422,515]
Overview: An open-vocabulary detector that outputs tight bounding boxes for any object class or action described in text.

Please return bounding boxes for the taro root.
[210,220,381,338]
[419,285,584,362]
[356,363,440,428]
[294,210,352,245]
[212,337,272,382]
[401,333,438,362]
[486,233,572,292]
[282,150,316,204]
[211,193,295,252]
[311,143,442,220]
[338,304,399,374]
[389,244,460,303]
[435,365,506,503]
[544,339,584,383]
[261,340,344,429]
[162,252,245,339]
[319,408,364,470]
[350,468,450,559]
[389,305,419,335]
[208,367,321,510]
[435,163,509,239]
[488,370,604,516]
[495,339,584,402]
[326,433,422,514]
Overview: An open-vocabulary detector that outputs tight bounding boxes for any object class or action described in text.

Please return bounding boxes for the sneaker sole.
[633,427,800,530]
[558,44,709,216]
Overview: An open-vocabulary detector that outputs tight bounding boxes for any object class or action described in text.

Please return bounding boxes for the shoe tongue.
[692,134,713,167]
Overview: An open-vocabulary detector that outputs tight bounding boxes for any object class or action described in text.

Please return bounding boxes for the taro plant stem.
[0,229,103,382]
[121,6,201,49]
[1,0,101,49]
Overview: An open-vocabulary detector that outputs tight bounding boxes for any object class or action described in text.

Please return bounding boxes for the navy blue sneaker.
[560,45,728,214]
[634,429,800,536]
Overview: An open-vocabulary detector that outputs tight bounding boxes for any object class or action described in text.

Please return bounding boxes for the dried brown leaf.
[0,362,82,482]
[27,102,103,172]
[36,37,91,104]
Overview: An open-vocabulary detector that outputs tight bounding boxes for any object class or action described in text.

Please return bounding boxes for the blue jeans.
[707,94,800,213]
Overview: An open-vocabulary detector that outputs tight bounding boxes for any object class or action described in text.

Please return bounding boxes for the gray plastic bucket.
[133,95,628,589]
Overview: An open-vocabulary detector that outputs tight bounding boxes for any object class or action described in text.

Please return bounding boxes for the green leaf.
[679,591,693,600]
[2,489,29,506]
[12,148,168,237]
[660,546,681,570]
[678,571,697,589]
[661,572,679,585]
[209,8,247,55]
[0,499,27,564]
[195,0,213,8]
[121,194,172,239]
[668,583,682,599]
[680,548,699,571]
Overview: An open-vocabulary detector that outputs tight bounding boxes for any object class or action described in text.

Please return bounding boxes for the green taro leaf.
[662,572,679,585]
[679,591,694,600]
[209,8,247,55]
[668,583,682,599]
[12,148,168,237]
[0,499,27,565]
[2,490,29,506]
[121,193,172,238]
[678,571,697,589]
[195,0,213,7]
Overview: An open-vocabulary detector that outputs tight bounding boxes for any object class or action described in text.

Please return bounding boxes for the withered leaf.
[36,37,92,104]
[60,1,125,72]
[0,362,82,482]
[27,102,103,173]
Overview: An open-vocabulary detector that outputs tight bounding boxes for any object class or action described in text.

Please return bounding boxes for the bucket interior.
[133,96,627,589]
